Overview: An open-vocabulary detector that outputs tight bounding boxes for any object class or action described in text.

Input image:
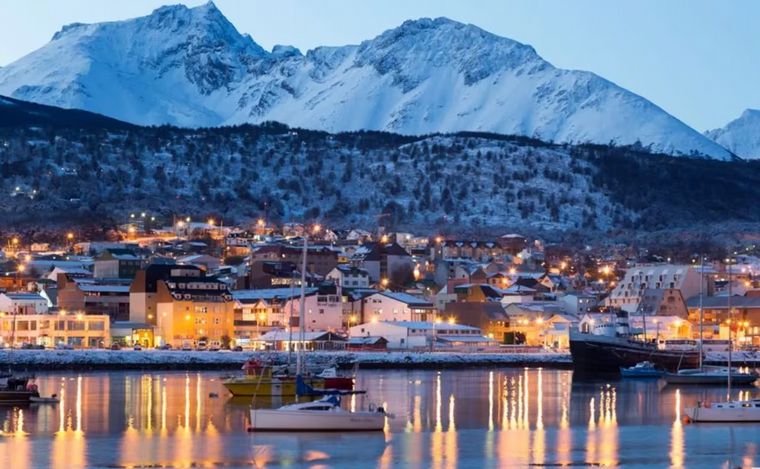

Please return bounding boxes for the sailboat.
[248,227,387,432]
[684,256,760,423]
[666,258,758,386]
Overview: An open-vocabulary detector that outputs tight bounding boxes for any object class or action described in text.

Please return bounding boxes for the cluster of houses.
[1,225,759,351]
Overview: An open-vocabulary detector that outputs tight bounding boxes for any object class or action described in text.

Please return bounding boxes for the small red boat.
[317,367,354,391]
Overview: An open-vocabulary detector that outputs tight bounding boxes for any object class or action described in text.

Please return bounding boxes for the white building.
[361,291,435,323]
[233,287,344,333]
[349,320,494,350]
[605,265,704,313]
[326,265,370,289]
[0,292,49,315]
[559,293,598,316]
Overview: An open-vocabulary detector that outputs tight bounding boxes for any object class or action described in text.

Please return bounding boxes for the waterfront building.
[349,320,495,350]
[154,275,234,348]
[360,291,436,323]
[0,312,110,348]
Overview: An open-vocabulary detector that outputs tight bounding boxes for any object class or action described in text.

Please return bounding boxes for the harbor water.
[1,368,758,468]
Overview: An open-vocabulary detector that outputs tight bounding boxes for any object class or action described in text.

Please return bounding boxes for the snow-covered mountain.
[0,2,734,160]
[705,109,760,159]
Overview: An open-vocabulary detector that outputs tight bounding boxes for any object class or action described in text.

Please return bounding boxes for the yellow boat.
[222,359,325,397]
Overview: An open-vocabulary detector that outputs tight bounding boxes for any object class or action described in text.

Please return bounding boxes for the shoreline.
[0,349,572,371]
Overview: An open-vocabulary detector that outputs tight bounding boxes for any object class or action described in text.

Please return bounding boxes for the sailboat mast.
[727,256,733,401]
[698,256,704,370]
[296,232,309,375]
[287,270,296,369]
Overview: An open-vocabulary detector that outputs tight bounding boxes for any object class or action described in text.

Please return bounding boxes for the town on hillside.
[1,219,758,355]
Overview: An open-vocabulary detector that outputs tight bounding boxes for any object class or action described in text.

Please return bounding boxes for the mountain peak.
[706,109,760,159]
[355,16,544,90]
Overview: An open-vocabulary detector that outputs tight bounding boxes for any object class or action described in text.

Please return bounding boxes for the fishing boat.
[570,317,700,373]
[222,359,325,397]
[0,373,40,405]
[620,361,665,378]
[249,393,386,432]
[684,399,760,422]
[664,366,758,385]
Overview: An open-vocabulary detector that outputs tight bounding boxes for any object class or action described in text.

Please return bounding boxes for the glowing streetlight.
[11,237,19,246]
[17,264,25,273]
[208,218,215,226]
[67,232,74,241]
[381,278,389,288]
[185,217,191,223]
[448,317,456,325]
[257,218,265,227]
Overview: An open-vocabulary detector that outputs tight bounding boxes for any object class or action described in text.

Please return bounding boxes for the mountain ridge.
[0,2,735,160]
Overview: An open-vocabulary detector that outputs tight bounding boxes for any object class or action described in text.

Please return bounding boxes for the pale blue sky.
[0,0,758,131]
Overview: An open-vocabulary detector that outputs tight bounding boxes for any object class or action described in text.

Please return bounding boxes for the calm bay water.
[0,368,758,468]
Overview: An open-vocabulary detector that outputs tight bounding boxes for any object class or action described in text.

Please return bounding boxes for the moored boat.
[664,366,758,385]
[570,327,700,373]
[249,394,386,432]
[684,399,760,422]
[222,359,325,397]
[317,367,354,391]
[620,361,665,378]
[0,373,40,405]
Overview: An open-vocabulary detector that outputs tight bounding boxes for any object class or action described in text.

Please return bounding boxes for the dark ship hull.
[570,330,700,373]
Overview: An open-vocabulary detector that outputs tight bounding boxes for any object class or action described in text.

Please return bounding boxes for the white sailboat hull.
[250,408,386,431]
[684,401,760,422]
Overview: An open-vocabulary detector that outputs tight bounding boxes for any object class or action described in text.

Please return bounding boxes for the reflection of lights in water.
[523,370,529,429]
[58,386,66,434]
[531,369,545,466]
[557,377,571,466]
[161,383,167,432]
[445,394,457,469]
[586,385,618,467]
[586,396,597,465]
[435,372,442,433]
[146,374,153,432]
[536,368,543,430]
[76,375,83,433]
[670,389,684,468]
[412,395,422,433]
[448,394,456,432]
[196,373,201,432]
[184,374,190,429]
[383,401,390,433]
[488,370,494,432]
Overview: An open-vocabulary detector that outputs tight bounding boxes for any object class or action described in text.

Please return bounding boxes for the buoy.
[682,415,691,424]
[208,392,219,398]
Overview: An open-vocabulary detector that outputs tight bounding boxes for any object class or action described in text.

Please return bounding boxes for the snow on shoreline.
[0,349,572,371]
